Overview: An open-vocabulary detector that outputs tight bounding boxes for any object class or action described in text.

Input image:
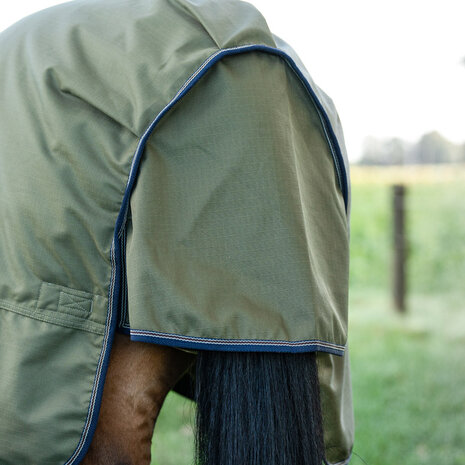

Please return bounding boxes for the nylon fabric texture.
[0,0,353,463]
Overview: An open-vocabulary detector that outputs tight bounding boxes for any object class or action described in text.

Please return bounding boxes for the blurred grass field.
[349,164,465,294]
[151,165,465,465]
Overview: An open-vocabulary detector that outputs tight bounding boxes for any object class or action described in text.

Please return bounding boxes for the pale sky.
[1,0,464,161]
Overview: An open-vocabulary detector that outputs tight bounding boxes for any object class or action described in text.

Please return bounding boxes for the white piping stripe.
[64,238,116,465]
[280,57,343,190]
[125,44,262,194]
[121,43,346,243]
[130,329,345,351]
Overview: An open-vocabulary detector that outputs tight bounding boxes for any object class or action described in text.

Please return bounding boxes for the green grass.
[348,290,465,465]
[349,182,465,294]
[406,183,465,293]
[151,392,195,465]
[150,182,465,465]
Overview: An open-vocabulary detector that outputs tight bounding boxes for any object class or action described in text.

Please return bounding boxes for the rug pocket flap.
[36,282,106,325]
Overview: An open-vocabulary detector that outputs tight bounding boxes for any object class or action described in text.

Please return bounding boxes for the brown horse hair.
[82,333,195,465]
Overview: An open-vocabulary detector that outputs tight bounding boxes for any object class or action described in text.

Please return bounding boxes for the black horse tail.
[194,351,325,465]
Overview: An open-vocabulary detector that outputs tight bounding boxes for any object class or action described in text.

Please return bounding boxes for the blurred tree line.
[359,131,465,165]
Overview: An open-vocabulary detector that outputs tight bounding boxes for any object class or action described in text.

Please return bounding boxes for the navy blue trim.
[66,44,348,464]
[130,331,345,357]
[266,48,349,212]
[64,238,120,465]
[76,242,120,462]
[115,44,349,357]
[121,44,348,226]
[117,325,131,335]
[118,226,129,328]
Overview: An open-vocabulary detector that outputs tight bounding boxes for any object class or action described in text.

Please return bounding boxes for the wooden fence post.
[392,184,407,312]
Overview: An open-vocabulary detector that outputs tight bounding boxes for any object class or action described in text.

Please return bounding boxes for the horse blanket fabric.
[0,0,354,463]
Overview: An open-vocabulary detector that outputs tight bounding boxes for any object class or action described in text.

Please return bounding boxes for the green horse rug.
[0,0,354,463]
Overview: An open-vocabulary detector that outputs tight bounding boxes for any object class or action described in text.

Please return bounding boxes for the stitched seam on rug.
[130,328,346,349]
[0,299,105,335]
[41,280,105,299]
[325,450,353,465]
[59,291,93,315]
